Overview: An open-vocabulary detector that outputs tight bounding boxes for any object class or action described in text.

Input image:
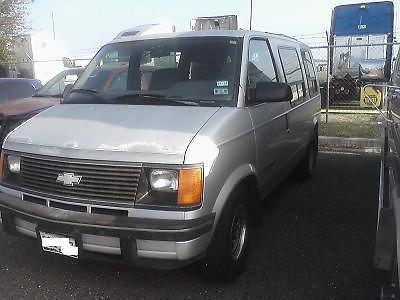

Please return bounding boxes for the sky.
[28,0,400,58]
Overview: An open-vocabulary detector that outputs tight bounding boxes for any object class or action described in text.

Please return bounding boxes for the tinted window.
[247,39,277,102]
[107,71,128,91]
[301,50,319,97]
[6,81,35,101]
[0,83,8,103]
[71,37,241,106]
[279,48,305,103]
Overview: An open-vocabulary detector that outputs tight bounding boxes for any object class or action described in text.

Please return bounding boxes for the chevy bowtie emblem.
[56,172,82,186]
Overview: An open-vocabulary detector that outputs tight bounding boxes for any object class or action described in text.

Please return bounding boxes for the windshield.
[66,37,242,106]
[35,69,82,97]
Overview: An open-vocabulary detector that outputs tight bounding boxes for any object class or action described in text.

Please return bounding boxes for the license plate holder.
[38,231,79,259]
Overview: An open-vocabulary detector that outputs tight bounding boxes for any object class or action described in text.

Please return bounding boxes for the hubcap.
[230,204,248,261]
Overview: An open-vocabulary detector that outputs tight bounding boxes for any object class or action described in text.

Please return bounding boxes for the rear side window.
[6,81,35,101]
[278,47,305,103]
[301,50,319,97]
[0,83,8,103]
[247,39,277,102]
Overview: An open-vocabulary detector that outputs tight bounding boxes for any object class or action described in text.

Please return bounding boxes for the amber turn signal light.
[177,168,203,206]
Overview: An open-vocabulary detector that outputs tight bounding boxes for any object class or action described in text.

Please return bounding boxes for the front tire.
[200,186,249,282]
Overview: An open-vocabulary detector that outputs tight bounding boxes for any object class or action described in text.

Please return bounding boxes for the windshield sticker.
[216,81,229,87]
[214,88,229,95]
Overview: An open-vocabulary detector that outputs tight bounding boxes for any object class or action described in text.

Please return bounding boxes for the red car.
[0,68,83,143]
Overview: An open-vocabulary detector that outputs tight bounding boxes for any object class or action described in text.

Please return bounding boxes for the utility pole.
[250,0,253,30]
[52,12,56,40]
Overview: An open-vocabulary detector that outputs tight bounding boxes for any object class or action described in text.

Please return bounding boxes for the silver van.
[0,30,320,281]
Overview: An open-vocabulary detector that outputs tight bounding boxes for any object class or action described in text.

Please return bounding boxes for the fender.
[211,163,258,230]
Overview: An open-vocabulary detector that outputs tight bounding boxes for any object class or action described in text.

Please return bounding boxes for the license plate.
[39,231,78,259]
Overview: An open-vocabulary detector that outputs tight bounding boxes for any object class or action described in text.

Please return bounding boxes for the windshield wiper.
[68,88,114,104]
[33,94,62,98]
[70,88,100,95]
[112,93,199,106]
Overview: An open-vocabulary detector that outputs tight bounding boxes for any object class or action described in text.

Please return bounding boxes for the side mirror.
[255,82,293,103]
[62,84,73,99]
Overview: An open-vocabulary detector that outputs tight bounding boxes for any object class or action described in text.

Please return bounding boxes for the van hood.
[4,104,221,164]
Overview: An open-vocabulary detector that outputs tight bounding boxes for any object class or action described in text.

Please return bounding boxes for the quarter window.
[301,50,318,97]
[247,39,277,103]
[278,48,305,103]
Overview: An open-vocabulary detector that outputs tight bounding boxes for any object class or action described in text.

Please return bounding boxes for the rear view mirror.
[255,82,293,103]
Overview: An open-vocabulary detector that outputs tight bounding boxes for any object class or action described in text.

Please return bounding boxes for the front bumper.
[0,191,214,269]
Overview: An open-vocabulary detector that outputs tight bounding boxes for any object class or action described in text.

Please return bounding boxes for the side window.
[6,82,35,101]
[247,39,277,103]
[278,47,305,104]
[301,50,319,97]
[0,83,8,103]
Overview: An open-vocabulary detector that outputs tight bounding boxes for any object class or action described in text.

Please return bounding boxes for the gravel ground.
[0,152,387,299]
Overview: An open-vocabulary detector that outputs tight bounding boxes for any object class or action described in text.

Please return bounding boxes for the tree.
[0,0,29,64]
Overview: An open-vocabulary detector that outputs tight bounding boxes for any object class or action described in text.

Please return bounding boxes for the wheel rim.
[230,204,248,261]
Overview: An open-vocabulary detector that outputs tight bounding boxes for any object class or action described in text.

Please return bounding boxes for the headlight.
[7,155,20,174]
[136,166,203,209]
[149,170,178,192]
[0,153,21,183]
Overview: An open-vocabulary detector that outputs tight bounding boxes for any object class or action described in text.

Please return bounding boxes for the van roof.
[110,30,306,47]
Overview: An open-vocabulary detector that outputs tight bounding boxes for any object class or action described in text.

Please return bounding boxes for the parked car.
[0,30,321,282]
[0,68,83,144]
[0,78,42,104]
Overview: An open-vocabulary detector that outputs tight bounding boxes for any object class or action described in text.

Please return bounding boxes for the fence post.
[326,44,330,123]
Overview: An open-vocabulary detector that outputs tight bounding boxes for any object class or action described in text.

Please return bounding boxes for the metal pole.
[249,0,253,30]
[326,32,330,123]
[52,12,56,40]
[385,85,389,122]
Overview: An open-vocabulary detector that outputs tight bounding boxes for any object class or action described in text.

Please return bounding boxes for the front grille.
[20,155,141,205]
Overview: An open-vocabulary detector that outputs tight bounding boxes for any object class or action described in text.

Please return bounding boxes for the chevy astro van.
[0,30,320,282]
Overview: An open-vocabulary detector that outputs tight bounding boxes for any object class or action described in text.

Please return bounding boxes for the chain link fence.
[310,41,400,112]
